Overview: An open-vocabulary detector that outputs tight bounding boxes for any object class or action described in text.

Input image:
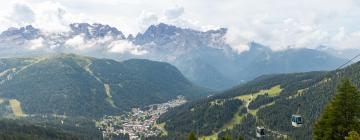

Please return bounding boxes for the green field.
[9,99,26,117]
[234,85,282,101]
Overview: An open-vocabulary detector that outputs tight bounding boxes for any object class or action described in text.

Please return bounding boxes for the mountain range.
[0,23,346,90]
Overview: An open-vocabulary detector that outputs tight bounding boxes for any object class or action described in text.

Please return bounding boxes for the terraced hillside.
[154,61,360,140]
[0,54,209,118]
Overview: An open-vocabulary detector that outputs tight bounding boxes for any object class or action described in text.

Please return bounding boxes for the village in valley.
[96,96,186,140]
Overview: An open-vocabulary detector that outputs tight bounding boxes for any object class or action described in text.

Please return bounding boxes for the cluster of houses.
[96,96,186,140]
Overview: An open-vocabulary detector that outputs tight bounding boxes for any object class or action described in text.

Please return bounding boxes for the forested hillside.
[313,79,360,140]
[0,54,209,118]
[0,119,102,140]
[155,61,360,140]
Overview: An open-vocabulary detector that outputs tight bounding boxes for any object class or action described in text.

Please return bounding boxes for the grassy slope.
[200,85,283,139]
[9,99,25,117]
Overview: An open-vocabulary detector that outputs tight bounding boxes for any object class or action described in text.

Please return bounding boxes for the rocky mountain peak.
[69,23,125,39]
[0,25,40,40]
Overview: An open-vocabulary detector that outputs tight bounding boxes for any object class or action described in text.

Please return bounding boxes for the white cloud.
[64,34,88,50]
[136,5,211,32]
[1,0,360,52]
[31,1,72,32]
[164,5,184,19]
[62,34,147,56]
[328,27,360,50]
[0,1,89,32]
[224,14,358,52]
[8,2,35,25]
[137,11,159,31]
[28,37,45,50]
[224,29,250,53]
[250,18,330,51]
[108,40,148,55]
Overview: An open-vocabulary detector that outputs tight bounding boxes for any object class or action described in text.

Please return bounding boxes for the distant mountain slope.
[0,119,101,140]
[0,23,346,90]
[232,43,346,81]
[156,61,360,140]
[133,24,345,90]
[0,54,208,118]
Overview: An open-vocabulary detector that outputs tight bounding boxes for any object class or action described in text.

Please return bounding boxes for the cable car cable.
[290,52,360,128]
[335,53,360,70]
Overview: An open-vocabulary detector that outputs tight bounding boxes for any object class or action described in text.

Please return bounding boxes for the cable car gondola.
[256,126,265,137]
[291,114,303,127]
[290,54,360,128]
[291,104,303,127]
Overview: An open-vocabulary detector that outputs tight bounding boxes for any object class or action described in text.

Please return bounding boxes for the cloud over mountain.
[0,23,147,58]
[1,0,360,52]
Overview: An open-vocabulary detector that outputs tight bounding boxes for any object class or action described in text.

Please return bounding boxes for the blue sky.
[0,0,360,51]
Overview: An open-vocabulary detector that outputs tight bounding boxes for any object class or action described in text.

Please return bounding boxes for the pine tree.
[345,131,360,140]
[188,131,198,140]
[220,135,232,140]
[313,79,360,140]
